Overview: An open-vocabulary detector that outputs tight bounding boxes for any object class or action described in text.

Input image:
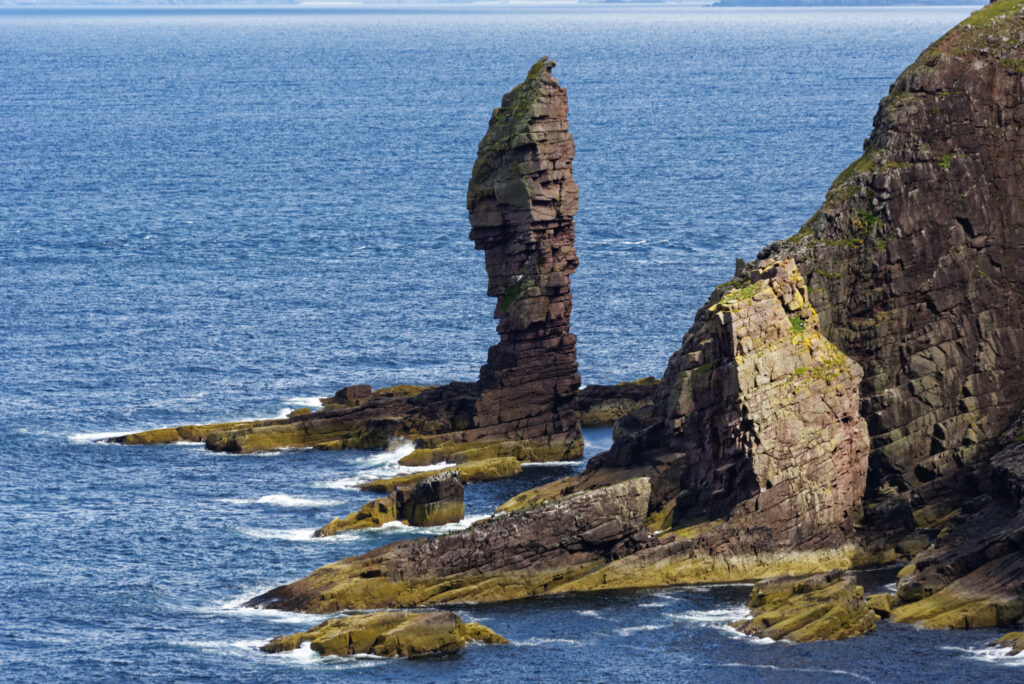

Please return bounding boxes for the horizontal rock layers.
[261,611,507,658]
[245,479,652,612]
[466,57,582,458]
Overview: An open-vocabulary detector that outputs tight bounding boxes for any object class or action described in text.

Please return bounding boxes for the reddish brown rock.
[245,478,652,612]
[466,57,582,459]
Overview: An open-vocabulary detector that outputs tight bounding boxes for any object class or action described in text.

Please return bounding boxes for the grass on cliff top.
[962,0,1024,28]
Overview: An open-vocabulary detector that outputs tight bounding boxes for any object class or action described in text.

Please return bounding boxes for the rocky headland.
[244,0,1024,646]
[110,0,1024,653]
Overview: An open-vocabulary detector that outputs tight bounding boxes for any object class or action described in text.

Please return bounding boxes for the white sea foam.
[205,588,327,624]
[239,527,340,542]
[944,645,1024,667]
[522,460,582,467]
[667,606,750,626]
[883,581,898,592]
[176,639,267,653]
[284,396,324,408]
[616,624,667,636]
[515,637,584,647]
[68,430,131,443]
[316,440,445,489]
[576,609,602,618]
[220,494,339,507]
[723,663,872,681]
[638,602,670,608]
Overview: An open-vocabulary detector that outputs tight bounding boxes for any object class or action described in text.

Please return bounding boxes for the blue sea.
[4,5,1024,681]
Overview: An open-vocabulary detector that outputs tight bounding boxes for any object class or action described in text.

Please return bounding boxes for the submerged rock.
[314,471,464,536]
[731,570,878,642]
[261,610,507,658]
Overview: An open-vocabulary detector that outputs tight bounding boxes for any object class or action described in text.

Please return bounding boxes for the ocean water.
[3,5,1023,682]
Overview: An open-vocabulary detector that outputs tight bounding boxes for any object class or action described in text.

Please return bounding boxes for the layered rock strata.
[245,479,651,612]
[261,611,507,658]
[731,570,878,642]
[112,58,586,462]
[314,470,464,536]
[466,57,583,455]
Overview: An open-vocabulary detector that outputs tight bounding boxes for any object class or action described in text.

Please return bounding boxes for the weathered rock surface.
[245,479,651,612]
[577,378,658,427]
[314,470,464,536]
[762,0,1024,523]
[466,56,583,458]
[261,610,507,658]
[501,259,870,552]
[731,570,878,642]
[889,418,1024,629]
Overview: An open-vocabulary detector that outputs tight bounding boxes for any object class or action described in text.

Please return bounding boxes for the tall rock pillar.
[466,58,582,459]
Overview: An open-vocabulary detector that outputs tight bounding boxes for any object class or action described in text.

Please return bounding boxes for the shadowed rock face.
[764,1,1024,507]
[466,57,582,457]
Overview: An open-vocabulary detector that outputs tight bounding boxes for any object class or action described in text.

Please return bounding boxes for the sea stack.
[466,57,583,458]
[111,58,590,462]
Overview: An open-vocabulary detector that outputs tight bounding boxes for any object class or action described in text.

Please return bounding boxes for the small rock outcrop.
[260,611,507,658]
[990,632,1024,656]
[314,470,464,536]
[246,479,651,612]
[731,570,878,642]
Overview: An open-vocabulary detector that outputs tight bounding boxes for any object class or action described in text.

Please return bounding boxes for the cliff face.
[764,2,1024,508]
[596,259,869,549]
[467,58,582,456]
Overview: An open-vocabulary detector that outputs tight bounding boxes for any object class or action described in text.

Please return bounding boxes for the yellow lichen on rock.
[730,570,878,642]
[260,611,507,658]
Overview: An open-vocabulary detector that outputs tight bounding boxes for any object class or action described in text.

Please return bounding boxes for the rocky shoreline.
[109,1,1024,661]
